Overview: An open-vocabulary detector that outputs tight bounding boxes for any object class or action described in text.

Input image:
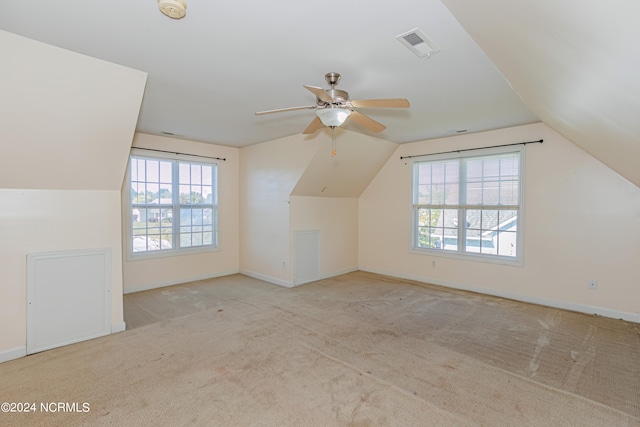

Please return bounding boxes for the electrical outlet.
[588,279,598,290]
[282,261,287,270]
[431,260,436,268]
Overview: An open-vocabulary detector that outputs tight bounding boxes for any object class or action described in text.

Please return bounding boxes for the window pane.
[439,209,459,251]
[159,162,172,184]
[202,166,212,185]
[413,149,521,260]
[180,233,192,247]
[416,208,442,249]
[203,232,213,245]
[416,160,459,205]
[466,181,483,205]
[130,159,139,182]
[483,180,500,205]
[203,208,213,225]
[496,230,518,257]
[159,183,172,202]
[146,183,159,201]
[131,183,141,203]
[133,159,145,183]
[192,209,203,231]
[192,233,203,246]
[464,154,519,207]
[465,209,482,253]
[147,235,161,251]
[130,156,218,255]
[499,179,519,205]
[466,209,496,254]
[148,208,160,223]
[191,164,202,185]
[179,185,191,204]
[179,163,190,184]
[132,224,146,237]
[203,187,213,204]
[180,208,192,225]
[482,209,498,230]
[191,186,203,204]
[146,160,159,182]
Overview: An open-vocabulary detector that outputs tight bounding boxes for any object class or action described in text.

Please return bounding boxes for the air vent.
[396,28,440,58]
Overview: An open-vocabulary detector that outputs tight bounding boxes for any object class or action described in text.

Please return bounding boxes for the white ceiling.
[0,0,539,147]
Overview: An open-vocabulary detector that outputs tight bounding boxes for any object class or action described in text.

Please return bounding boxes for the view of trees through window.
[130,156,217,254]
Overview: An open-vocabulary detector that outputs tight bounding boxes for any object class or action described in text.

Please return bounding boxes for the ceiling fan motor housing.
[324,89,349,105]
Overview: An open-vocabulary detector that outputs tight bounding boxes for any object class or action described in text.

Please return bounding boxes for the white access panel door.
[27,249,112,354]
[294,230,320,286]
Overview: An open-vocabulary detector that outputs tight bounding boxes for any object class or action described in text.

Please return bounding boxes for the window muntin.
[129,155,218,256]
[412,147,522,261]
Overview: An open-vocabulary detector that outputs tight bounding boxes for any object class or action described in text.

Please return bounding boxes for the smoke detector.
[158,0,186,19]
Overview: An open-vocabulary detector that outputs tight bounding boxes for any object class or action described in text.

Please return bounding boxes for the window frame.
[126,149,219,261]
[410,145,525,266]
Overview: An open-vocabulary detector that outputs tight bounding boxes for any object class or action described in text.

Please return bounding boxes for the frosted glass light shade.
[316,108,352,127]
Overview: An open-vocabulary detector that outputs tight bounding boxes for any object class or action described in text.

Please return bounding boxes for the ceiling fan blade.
[348,111,386,133]
[302,116,324,134]
[255,105,317,115]
[350,98,410,108]
[303,85,334,104]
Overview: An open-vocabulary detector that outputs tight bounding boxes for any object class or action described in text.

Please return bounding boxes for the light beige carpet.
[1,272,639,426]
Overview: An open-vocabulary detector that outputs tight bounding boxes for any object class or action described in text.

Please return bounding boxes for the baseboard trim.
[124,270,239,294]
[240,270,293,288]
[240,267,359,288]
[0,346,27,364]
[360,268,640,324]
[294,267,360,287]
[111,322,126,333]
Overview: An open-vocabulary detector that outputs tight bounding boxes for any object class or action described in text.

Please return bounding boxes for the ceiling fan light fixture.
[316,108,351,127]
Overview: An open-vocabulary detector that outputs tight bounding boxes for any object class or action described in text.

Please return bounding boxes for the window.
[128,153,218,257]
[412,146,523,262]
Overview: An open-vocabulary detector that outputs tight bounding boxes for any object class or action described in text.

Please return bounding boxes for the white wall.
[290,196,359,282]
[359,122,640,321]
[0,31,146,362]
[122,133,240,293]
[240,130,388,286]
[239,134,320,286]
[0,190,124,360]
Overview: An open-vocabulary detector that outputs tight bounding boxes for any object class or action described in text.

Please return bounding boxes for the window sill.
[409,247,523,267]
[127,245,220,262]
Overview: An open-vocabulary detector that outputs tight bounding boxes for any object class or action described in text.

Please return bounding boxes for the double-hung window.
[412,145,523,262]
[128,151,218,257]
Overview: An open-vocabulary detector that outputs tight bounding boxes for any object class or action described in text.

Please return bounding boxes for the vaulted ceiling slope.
[0,31,147,190]
[2,1,637,189]
[291,129,398,198]
[442,0,640,188]
[0,0,537,147]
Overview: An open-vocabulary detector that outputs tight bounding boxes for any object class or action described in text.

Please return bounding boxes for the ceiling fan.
[255,72,410,135]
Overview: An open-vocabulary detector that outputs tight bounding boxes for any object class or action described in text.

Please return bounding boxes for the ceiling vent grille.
[396,28,440,58]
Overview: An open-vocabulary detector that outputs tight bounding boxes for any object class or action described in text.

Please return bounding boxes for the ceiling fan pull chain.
[331,128,337,157]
